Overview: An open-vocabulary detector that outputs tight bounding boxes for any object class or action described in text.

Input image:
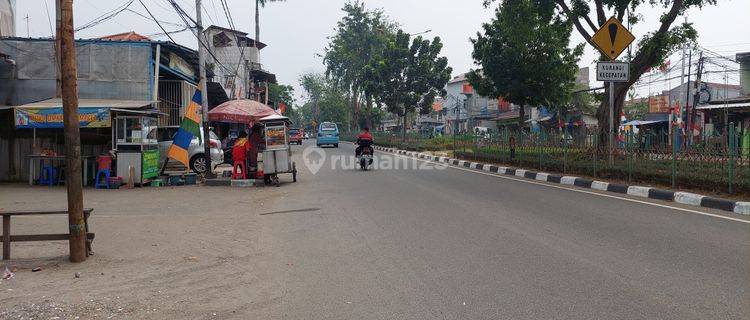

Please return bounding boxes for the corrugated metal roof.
[7,98,155,109]
[696,102,750,110]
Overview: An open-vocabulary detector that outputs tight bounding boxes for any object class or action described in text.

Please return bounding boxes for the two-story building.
[201,25,276,103]
[443,73,507,134]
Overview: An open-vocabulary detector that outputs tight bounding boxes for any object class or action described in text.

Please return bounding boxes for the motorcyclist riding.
[355,127,374,158]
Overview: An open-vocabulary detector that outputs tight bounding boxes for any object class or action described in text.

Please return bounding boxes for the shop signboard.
[265,126,287,151]
[141,149,160,180]
[14,107,111,128]
[648,95,670,113]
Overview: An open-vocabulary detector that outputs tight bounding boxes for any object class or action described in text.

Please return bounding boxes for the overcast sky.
[15,0,750,101]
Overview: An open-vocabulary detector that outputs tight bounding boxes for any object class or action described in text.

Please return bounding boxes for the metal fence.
[348,127,750,195]
[158,80,197,127]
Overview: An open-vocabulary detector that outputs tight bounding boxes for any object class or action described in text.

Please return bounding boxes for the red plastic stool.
[232,161,247,179]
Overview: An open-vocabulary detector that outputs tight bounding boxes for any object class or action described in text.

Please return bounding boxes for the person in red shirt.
[232,131,251,171]
[355,127,374,157]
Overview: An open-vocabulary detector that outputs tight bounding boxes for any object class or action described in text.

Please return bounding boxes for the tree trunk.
[365,96,373,129]
[402,111,407,142]
[596,82,628,149]
[517,104,526,129]
[351,91,360,132]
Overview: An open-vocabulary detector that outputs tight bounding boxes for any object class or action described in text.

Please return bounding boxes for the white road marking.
[378,150,750,224]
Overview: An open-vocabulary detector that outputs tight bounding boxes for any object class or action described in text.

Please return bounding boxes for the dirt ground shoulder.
[0,183,290,319]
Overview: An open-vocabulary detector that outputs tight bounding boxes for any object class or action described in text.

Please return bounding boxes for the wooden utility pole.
[195,0,214,177]
[55,2,62,98]
[58,0,86,262]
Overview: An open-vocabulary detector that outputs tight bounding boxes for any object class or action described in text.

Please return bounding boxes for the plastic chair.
[95,155,113,189]
[38,166,57,186]
[232,161,247,180]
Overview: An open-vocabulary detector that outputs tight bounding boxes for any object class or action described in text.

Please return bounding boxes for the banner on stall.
[14,107,111,128]
[141,149,160,180]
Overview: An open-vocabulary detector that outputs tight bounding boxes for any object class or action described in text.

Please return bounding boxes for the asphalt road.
[259,140,750,320]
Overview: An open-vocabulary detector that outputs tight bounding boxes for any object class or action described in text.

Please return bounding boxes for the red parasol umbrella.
[208,99,278,124]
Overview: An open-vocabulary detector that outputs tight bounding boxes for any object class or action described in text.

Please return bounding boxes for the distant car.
[157,127,224,174]
[289,128,303,145]
[317,122,339,148]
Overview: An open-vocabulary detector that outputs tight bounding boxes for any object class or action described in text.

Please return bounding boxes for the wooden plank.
[9,233,95,242]
[0,208,94,216]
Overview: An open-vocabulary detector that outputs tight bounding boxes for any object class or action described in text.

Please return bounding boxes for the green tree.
[300,72,326,131]
[367,30,452,141]
[469,0,584,128]
[571,83,599,116]
[484,0,711,145]
[267,83,295,108]
[324,1,394,130]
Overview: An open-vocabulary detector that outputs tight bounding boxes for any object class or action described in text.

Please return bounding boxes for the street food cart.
[112,110,161,185]
[258,114,297,186]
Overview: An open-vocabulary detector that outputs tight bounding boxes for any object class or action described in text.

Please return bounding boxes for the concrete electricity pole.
[57,0,87,263]
[195,0,214,177]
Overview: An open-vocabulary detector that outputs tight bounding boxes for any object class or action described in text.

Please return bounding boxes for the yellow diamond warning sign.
[591,17,635,61]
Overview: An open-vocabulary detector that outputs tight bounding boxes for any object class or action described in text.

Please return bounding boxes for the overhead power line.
[75,0,135,32]
[166,0,238,77]
[125,8,184,27]
[137,0,180,45]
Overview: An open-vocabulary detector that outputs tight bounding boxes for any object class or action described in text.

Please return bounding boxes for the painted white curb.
[497,167,509,174]
[536,173,549,181]
[734,202,750,215]
[591,181,609,191]
[515,169,527,177]
[230,180,256,187]
[482,165,492,172]
[627,186,652,198]
[674,192,704,206]
[471,162,481,169]
[561,176,578,185]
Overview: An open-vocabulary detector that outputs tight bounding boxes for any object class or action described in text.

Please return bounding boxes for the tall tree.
[267,83,295,108]
[367,30,452,141]
[254,0,285,50]
[299,72,327,132]
[484,0,711,146]
[469,0,583,128]
[324,1,394,131]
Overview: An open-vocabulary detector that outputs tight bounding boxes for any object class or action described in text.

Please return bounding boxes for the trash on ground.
[2,266,14,280]
[31,267,42,272]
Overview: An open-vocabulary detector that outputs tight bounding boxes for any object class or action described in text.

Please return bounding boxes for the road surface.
[257,140,750,320]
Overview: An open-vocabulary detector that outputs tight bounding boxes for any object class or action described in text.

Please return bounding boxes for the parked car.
[157,127,224,174]
[289,128,304,145]
[317,122,340,147]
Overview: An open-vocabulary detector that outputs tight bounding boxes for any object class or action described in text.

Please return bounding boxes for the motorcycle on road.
[357,139,374,171]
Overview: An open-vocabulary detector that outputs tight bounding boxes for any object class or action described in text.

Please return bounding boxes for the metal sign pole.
[609,81,614,167]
